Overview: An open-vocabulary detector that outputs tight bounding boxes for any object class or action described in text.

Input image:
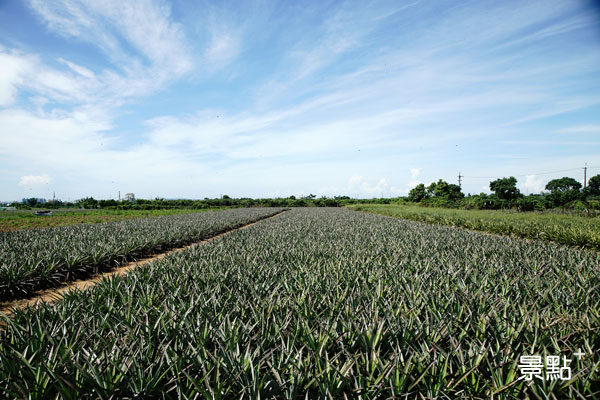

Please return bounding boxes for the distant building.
[125,193,135,202]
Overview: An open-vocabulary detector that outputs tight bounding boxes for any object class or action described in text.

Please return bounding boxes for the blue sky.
[1,0,599,201]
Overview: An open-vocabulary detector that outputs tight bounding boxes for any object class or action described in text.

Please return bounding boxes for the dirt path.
[0,210,286,318]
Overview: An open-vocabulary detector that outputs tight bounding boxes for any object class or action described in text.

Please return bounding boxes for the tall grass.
[1,208,598,398]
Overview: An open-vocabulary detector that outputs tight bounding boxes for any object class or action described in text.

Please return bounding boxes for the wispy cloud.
[554,124,600,134]
[25,0,193,104]
[503,140,600,145]
[57,58,95,79]
[0,48,105,106]
[27,0,192,73]
[205,32,240,69]
[0,49,36,106]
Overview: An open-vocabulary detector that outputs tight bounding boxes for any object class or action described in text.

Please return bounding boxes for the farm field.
[0,208,284,301]
[348,204,600,250]
[1,208,598,398]
[0,208,231,232]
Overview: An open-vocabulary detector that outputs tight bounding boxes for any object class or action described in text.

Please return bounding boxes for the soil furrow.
[0,209,286,318]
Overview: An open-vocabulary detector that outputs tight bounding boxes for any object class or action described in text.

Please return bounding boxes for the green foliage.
[489,176,522,201]
[515,195,545,212]
[408,183,427,202]
[461,193,509,210]
[97,199,118,208]
[423,179,464,202]
[405,176,596,211]
[25,198,38,207]
[585,174,600,197]
[77,197,99,209]
[546,177,583,192]
[43,200,64,209]
[1,208,598,398]
[546,177,582,206]
[446,183,464,200]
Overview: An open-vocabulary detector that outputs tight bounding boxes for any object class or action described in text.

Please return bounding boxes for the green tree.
[585,174,600,197]
[432,180,449,198]
[79,197,98,209]
[427,180,463,200]
[490,177,521,201]
[426,182,436,198]
[545,177,582,206]
[446,184,464,201]
[98,199,118,208]
[422,180,464,204]
[408,183,427,202]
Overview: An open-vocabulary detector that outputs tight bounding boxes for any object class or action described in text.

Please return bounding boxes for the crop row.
[1,208,599,398]
[0,208,284,301]
[0,208,230,232]
[349,204,600,249]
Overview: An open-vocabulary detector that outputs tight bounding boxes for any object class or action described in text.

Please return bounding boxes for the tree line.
[13,174,600,212]
[407,174,600,210]
[15,195,387,210]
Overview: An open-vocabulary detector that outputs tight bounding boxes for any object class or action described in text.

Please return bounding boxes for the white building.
[125,193,135,202]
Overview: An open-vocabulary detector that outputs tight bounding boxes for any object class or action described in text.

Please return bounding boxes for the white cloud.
[58,58,95,79]
[19,174,52,186]
[399,168,423,194]
[0,108,111,168]
[0,48,105,106]
[0,108,207,198]
[408,168,421,185]
[520,175,545,194]
[26,0,193,100]
[0,51,36,106]
[28,0,191,71]
[348,175,389,196]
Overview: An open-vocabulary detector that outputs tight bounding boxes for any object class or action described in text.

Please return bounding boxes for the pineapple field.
[0,208,284,301]
[1,207,599,398]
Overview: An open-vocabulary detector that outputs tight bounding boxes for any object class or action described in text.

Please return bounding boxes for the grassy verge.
[348,203,600,249]
[0,208,231,231]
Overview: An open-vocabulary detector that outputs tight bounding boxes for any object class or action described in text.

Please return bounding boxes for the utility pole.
[118,191,120,201]
[458,172,463,189]
[583,163,587,190]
